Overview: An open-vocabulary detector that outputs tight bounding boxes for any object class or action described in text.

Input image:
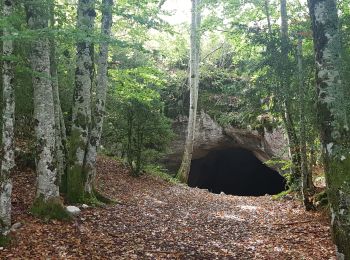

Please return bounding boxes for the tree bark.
[308,0,350,257]
[177,0,201,183]
[282,102,302,183]
[26,0,60,201]
[297,35,314,210]
[0,0,15,230]
[67,0,96,203]
[280,0,302,185]
[84,0,113,195]
[49,0,66,186]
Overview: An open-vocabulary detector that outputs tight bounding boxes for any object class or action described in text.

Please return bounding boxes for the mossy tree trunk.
[177,0,201,183]
[84,0,113,195]
[67,0,96,203]
[297,34,314,210]
[26,0,60,201]
[0,0,15,231]
[308,0,350,257]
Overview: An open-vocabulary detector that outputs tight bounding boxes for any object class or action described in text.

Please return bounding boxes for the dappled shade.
[188,148,287,196]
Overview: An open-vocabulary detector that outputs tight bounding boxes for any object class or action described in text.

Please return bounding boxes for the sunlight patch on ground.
[214,212,245,222]
[236,205,259,211]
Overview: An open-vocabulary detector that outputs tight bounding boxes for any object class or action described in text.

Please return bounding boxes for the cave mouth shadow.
[188,148,287,196]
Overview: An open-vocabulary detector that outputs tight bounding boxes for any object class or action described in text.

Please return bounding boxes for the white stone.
[66,206,81,215]
[81,204,89,209]
[10,222,22,231]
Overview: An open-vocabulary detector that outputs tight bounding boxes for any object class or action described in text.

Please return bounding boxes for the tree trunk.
[308,0,350,257]
[177,0,201,183]
[280,0,302,185]
[0,0,15,230]
[283,102,302,182]
[26,0,60,201]
[49,0,66,187]
[67,0,96,203]
[280,0,288,57]
[297,35,314,210]
[84,0,113,195]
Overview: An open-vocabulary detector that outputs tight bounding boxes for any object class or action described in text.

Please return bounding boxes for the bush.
[102,67,174,176]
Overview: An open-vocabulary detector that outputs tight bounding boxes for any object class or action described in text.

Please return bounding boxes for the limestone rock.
[66,206,81,215]
[161,111,285,173]
[10,222,22,231]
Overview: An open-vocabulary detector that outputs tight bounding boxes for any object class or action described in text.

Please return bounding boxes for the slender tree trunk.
[308,0,350,257]
[177,0,201,183]
[282,102,302,184]
[0,0,15,230]
[26,0,60,201]
[84,0,113,195]
[67,0,96,203]
[264,0,272,37]
[280,0,302,185]
[49,0,66,186]
[280,0,288,57]
[297,35,314,210]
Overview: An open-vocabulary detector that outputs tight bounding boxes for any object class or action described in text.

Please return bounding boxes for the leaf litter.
[1,156,336,259]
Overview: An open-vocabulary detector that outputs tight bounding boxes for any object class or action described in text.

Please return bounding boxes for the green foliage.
[30,197,71,221]
[103,67,173,176]
[265,158,299,190]
[144,164,179,184]
[272,189,292,200]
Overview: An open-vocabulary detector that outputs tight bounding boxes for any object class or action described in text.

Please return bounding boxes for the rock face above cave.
[161,111,285,173]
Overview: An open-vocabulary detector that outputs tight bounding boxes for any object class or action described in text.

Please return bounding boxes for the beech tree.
[308,0,350,257]
[67,0,96,203]
[26,0,60,202]
[0,0,15,230]
[85,0,113,195]
[177,0,201,183]
[49,0,66,185]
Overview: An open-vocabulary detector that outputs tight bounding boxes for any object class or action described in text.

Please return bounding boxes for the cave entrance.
[188,148,287,196]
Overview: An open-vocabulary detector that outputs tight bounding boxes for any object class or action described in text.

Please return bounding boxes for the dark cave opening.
[188,148,287,196]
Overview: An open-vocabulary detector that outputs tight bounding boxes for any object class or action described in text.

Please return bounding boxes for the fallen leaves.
[1,156,336,259]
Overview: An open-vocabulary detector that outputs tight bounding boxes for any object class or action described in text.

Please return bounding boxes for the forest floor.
[1,156,336,259]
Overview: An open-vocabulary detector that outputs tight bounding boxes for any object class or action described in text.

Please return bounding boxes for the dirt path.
[2,157,335,259]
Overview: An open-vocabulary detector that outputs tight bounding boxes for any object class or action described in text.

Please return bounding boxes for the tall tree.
[0,0,15,230]
[280,0,302,186]
[26,0,60,201]
[84,0,113,195]
[297,34,314,210]
[308,0,350,257]
[67,0,96,202]
[177,0,201,183]
[49,0,66,185]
